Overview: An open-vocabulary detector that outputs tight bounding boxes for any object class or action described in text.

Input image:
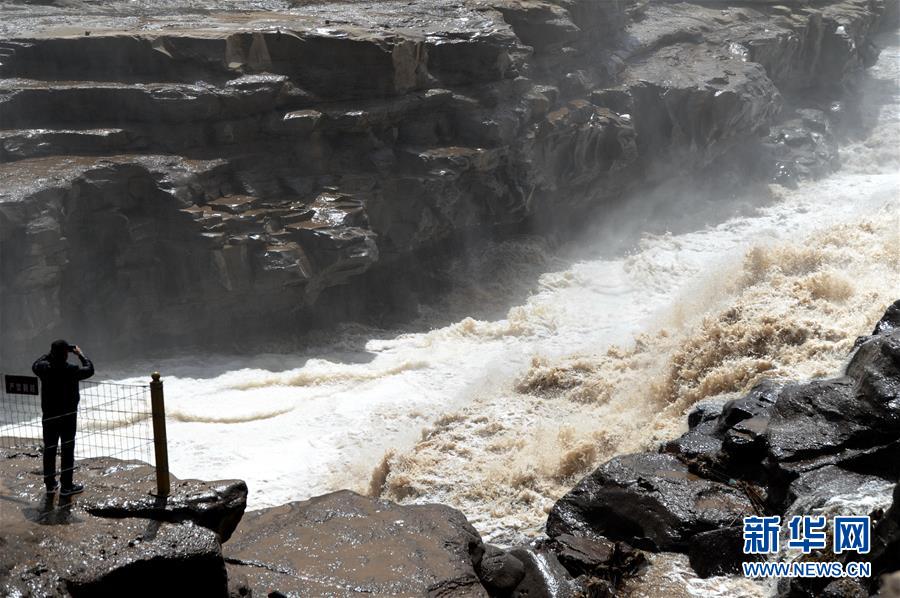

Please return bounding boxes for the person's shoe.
[59,483,84,497]
[45,482,59,495]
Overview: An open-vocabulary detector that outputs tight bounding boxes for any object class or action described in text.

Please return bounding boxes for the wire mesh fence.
[0,376,156,485]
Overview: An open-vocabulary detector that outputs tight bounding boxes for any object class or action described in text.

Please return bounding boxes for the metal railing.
[0,372,170,497]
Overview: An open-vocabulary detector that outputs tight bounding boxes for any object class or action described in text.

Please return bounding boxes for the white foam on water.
[91,34,900,579]
[622,553,774,597]
[373,32,900,557]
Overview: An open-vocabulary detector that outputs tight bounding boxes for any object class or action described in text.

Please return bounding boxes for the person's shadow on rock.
[23,491,79,525]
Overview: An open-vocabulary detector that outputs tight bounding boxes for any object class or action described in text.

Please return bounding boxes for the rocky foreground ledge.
[0,454,247,596]
[0,0,895,365]
[2,302,898,596]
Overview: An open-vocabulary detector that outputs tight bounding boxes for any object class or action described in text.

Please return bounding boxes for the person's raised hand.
[71,345,82,356]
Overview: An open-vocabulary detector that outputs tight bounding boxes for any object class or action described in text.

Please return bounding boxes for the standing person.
[32,340,94,496]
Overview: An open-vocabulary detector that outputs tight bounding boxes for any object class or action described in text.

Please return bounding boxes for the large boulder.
[1,514,226,597]
[669,323,900,506]
[819,579,869,598]
[0,448,247,542]
[777,479,898,598]
[663,401,725,465]
[0,448,239,597]
[224,490,487,597]
[765,377,883,463]
[546,453,754,551]
[847,326,900,404]
[763,328,900,489]
[760,108,840,187]
[74,457,247,542]
[549,303,900,583]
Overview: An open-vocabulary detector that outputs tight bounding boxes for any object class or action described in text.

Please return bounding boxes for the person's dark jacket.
[32,353,94,416]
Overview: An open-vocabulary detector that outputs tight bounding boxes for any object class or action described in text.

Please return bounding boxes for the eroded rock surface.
[0,0,890,365]
[476,544,527,595]
[74,457,248,542]
[0,447,245,597]
[546,452,754,551]
[505,546,580,598]
[224,489,487,596]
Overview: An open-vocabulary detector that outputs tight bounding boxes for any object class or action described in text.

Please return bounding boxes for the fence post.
[149,372,170,497]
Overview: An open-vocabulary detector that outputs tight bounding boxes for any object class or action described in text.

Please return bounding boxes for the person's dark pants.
[42,412,77,489]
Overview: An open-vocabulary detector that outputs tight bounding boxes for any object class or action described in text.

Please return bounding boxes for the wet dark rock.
[786,465,893,512]
[761,108,840,186]
[667,382,782,473]
[673,323,900,509]
[2,516,227,598]
[8,451,245,530]
[846,328,900,402]
[0,449,247,542]
[548,534,646,584]
[834,438,900,481]
[551,534,615,578]
[766,377,877,462]
[778,478,898,598]
[717,380,781,434]
[687,398,727,430]
[546,453,755,552]
[820,579,869,598]
[868,483,900,586]
[477,544,526,595]
[765,330,900,480]
[873,299,900,335]
[0,449,233,597]
[550,302,900,581]
[572,576,615,598]
[688,526,763,578]
[719,382,782,467]
[662,417,723,464]
[224,490,487,597]
[781,573,872,598]
[664,399,728,465]
[506,546,579,598]
[76,458,248,543]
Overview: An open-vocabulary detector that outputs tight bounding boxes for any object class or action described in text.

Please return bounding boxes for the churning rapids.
[97,31,898,567]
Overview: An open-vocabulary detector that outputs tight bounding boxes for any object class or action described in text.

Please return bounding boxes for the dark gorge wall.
[0,0,890,365]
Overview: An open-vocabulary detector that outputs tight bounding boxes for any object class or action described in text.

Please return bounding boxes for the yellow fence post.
[149,372,170,497]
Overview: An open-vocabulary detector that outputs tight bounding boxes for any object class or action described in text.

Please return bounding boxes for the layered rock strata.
[0,0,889,364]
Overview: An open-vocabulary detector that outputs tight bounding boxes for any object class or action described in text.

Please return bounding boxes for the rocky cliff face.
[0,0,889,364]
